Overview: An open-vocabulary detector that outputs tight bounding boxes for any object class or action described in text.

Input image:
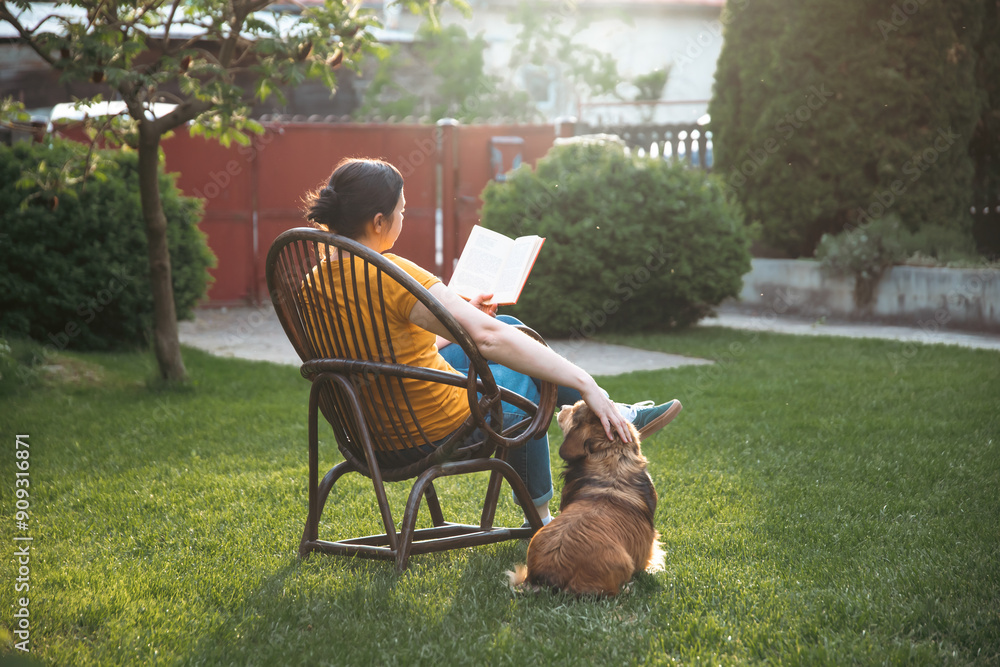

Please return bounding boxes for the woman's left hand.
[469,293,498,318]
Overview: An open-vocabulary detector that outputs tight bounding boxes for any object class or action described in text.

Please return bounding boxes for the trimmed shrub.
[709,0,985,258]
[816,216,907,308]
[479,138,751,337]
[817,214,985,308]
[0,139,215,351]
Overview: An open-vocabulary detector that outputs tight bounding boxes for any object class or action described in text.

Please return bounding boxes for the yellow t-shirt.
[303,252,471,447]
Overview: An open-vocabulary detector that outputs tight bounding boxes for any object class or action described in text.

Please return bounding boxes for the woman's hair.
[305,158,404,239]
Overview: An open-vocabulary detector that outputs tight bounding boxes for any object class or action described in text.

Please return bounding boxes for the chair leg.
[479,468,503,530]
[301,390,323,558]
[300,460,352,557]
[489,456,544,532]
[424,481,445,526]
[395,466,442,571]
[481,448,542,531]
[316,462,350,520]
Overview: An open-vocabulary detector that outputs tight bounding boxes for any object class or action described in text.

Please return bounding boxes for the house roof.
[296,0,725,7]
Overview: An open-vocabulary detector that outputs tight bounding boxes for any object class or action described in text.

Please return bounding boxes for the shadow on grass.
[181,517,675,665]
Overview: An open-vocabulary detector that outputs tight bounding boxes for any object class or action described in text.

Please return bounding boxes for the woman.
[305,157,680,525]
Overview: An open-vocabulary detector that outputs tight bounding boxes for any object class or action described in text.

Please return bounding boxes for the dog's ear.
[556,401,583,433]
[558,429,595,461]
[557,401,606,460]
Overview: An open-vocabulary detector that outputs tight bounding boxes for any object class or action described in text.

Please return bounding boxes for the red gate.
[159,120,571,305]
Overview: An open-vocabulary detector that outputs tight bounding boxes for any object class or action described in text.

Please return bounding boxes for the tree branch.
[160,0,181,49]
[0,3,58,67]
[147,96,213,136]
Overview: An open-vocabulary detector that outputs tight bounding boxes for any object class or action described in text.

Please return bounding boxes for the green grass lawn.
[1,328,998,666]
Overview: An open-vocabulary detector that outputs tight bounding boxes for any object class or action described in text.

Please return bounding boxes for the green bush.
[0,139,215,351]
[479,138,752,337]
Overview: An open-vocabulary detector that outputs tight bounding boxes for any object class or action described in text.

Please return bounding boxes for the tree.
[0,0,455,381]
[359,1,624,124]
[630,67,670,122]
[708,0,986,258]
[357,21,538,122]
[970,0,1000,257]
[506,0,620,116]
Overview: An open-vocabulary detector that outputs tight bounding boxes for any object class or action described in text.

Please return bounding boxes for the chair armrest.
[473,324,558,448]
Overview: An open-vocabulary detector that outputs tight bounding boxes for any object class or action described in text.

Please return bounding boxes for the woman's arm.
[434,292,497,350]
[410,283,633,443]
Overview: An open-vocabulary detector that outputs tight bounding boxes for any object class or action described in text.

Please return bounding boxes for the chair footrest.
[304,523,535,561]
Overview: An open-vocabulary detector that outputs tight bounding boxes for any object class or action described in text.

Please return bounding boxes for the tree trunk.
[137,123,187,382]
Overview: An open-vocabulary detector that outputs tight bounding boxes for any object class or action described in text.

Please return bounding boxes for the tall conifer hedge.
[709,0,988,258]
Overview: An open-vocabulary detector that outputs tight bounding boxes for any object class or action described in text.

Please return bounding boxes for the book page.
[494,236,543,304]
[448,226,512,299]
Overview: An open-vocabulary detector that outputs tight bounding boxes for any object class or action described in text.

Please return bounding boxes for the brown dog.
[507,400,665,596]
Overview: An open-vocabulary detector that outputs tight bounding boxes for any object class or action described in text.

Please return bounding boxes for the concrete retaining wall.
[733,259,1000,333]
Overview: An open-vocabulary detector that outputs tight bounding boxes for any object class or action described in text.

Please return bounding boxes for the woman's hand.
[580,383,633,443]
[468,293,498,318]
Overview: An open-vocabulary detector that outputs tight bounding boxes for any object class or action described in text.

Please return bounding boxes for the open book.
[448,225,545,305]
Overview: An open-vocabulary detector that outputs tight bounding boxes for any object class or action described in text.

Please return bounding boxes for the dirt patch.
[40,357,107,387]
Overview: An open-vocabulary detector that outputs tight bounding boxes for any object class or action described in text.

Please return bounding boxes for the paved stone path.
[701,309,1000,352]
[178,304,999,377]
[178,305,713,375]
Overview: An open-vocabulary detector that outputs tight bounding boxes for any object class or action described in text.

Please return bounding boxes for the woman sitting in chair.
[304,157,681,526]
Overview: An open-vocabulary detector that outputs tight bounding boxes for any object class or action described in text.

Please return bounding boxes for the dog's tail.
[506,564,544,594]
[646,532,666,573]
[506,564,529,588]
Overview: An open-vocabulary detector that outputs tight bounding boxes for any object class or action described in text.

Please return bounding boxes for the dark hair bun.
[321,186,339,206]
[307,186,340,228]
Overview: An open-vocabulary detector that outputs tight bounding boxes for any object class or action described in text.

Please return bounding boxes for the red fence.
[155,120,572,305]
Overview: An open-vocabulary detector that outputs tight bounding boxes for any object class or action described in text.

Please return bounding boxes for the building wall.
[390,0,724,125]
[736,258,1000,332]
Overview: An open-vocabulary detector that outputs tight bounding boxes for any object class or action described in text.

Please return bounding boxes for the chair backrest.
[265,228,512,478]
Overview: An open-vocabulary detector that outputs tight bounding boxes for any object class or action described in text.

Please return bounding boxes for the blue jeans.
[439,316,556,507]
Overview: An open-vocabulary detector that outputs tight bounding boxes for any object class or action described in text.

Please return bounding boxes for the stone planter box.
[731,259,1000,333]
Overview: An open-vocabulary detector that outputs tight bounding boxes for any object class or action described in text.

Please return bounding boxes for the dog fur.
[507,400,664,596]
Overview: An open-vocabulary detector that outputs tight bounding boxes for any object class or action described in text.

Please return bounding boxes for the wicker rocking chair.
[265,228,557,570]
